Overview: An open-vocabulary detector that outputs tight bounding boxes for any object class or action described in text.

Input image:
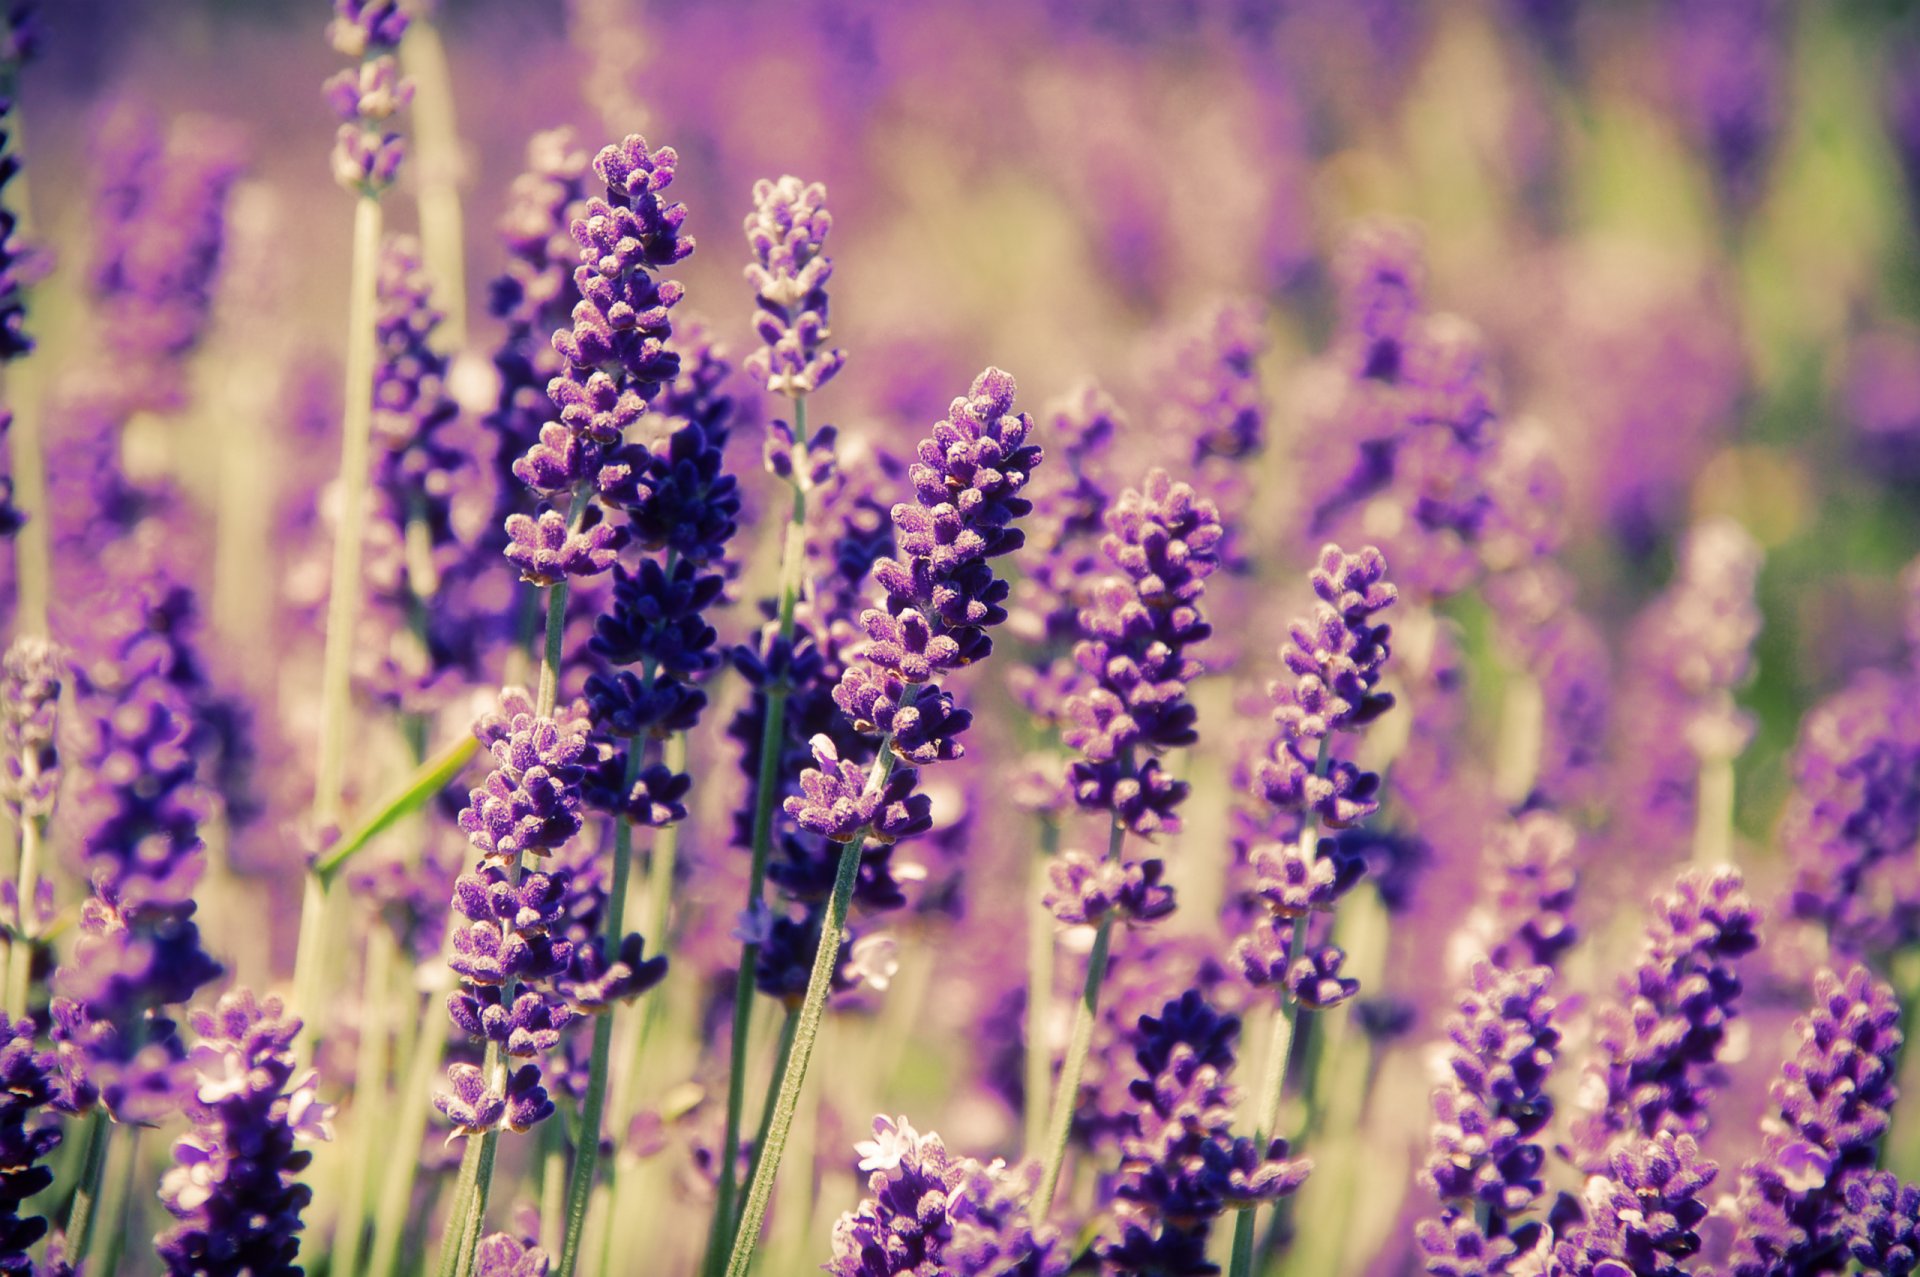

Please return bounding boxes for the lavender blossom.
[487,128,591,526]
[1549,1131,1718,1277]
[1569,867,1759,1171]
[1845,1172,1920,1277]
[156,991,333,1277]
[1469,810,1580,974]
[52,575,223,1124]
[0,636,61,821]
[1417,961,1559,1267]
[0,1014,59,1272]
[1782,667,1920,954]
[1663,0,1786,215]
[89,108,245,414]
[324,0,410,194]
[1103,991,1309,1271]
[1728,964,1903,1276]
[744,175,845,397]
[826,1115,1064,1277]
[475,1233,553,1277]
[787,367,1040,840]
[1250,544,1397,830]
[0,29,33,368]
[1063,468,1223,838]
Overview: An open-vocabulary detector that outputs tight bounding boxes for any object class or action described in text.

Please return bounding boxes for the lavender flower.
[1569,867,1759,1172]
[787,368,1040,837]
[324,0,410,194]
[1782,667,1920,954]
[826,1115,1064,1277]
[1417,961,1559,1266]
[89,108,245,414]
[156,991,333,1277]
[1728,964,1903,1276]
[487,129,591,518]
[0,1013,60,1272]
[1845,1172,1920,1277]
[1663,0,1785,214]
[744,175,845,397]
[475,1233,553,1277]
[1103,991,1310,1272]
[0,31,34,367]
[0,636,61,821]
[1063,468,1223,838]
[1549,1131,1718,1277]
[1161,301,1267,464]
[1250,544,1397,830]
[51,576,223,1123]
[1469,810,1580,974]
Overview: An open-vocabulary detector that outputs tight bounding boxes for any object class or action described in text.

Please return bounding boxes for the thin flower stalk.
[712,173,845,1270]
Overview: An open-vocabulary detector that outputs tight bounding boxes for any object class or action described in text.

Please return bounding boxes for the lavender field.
[2,0,1918,1273]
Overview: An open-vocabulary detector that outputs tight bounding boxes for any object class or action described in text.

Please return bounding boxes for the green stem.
[331,920,396,1275]
[6,811,42,1018]
[707,395,811,1277]
[367,990,452,1277]
[314,732,479,882]
[722,747,898,1277]
[437,489,587,1277]
[1023,816,1060,1158]
[1693,750,1736,867]
[94,1124,137,1277]
[294,189,385,1067]
[399,14,468,351]
[557,739,643,1277]
[1031,812,1128,1223]
[740,1008,800,1203]
[1228,739,1334,1277]
[542,1108,569,1253]
[63,1111,109,1268]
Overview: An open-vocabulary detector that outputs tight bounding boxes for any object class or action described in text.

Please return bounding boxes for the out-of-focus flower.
[156,991,329,1277]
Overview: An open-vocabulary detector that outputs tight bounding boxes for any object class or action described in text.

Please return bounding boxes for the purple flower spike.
[744,175,845,397]
[785,735,931,846]
[1253,543,1397,829]
[1103,990,1311,1269]
[1476,810,1581,973]
[1571,867,1759,1172]
[1420,962,1559,1241]
[1044,852,1176,927]
[1727,964,1903,1277]
[323,0,409,195]
[156,991,331,1277]
[1552,1131,1718,1277]
[457,705,591,861]
[1,637,62,821]
[826,1116,1065,1277]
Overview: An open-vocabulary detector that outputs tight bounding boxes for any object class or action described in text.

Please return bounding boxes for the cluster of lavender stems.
[19,5,1920,1277]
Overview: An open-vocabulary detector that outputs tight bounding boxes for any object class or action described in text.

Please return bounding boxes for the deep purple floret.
[1044,852,1176,927]
[1727,964,1903,1277]
[475,1232,553,1277]
[0,1013,59,1273]
[457,707,591,861]
[1846,1171,1920,1277]
[155,990,332,1277]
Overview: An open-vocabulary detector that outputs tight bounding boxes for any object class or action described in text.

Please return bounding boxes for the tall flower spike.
[1417,961,1560,1271]
[1782,667,1920,955]
[323,0,410,194]
[0,637,62,822]
[1102,991,1310,1271]
[156,991,333,1277]
[744,175,845,397]
[1252,543,1397,829]
[1728,964,1903,1277]
[1570,867,1759,1172]
[1063,467,1223,838]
